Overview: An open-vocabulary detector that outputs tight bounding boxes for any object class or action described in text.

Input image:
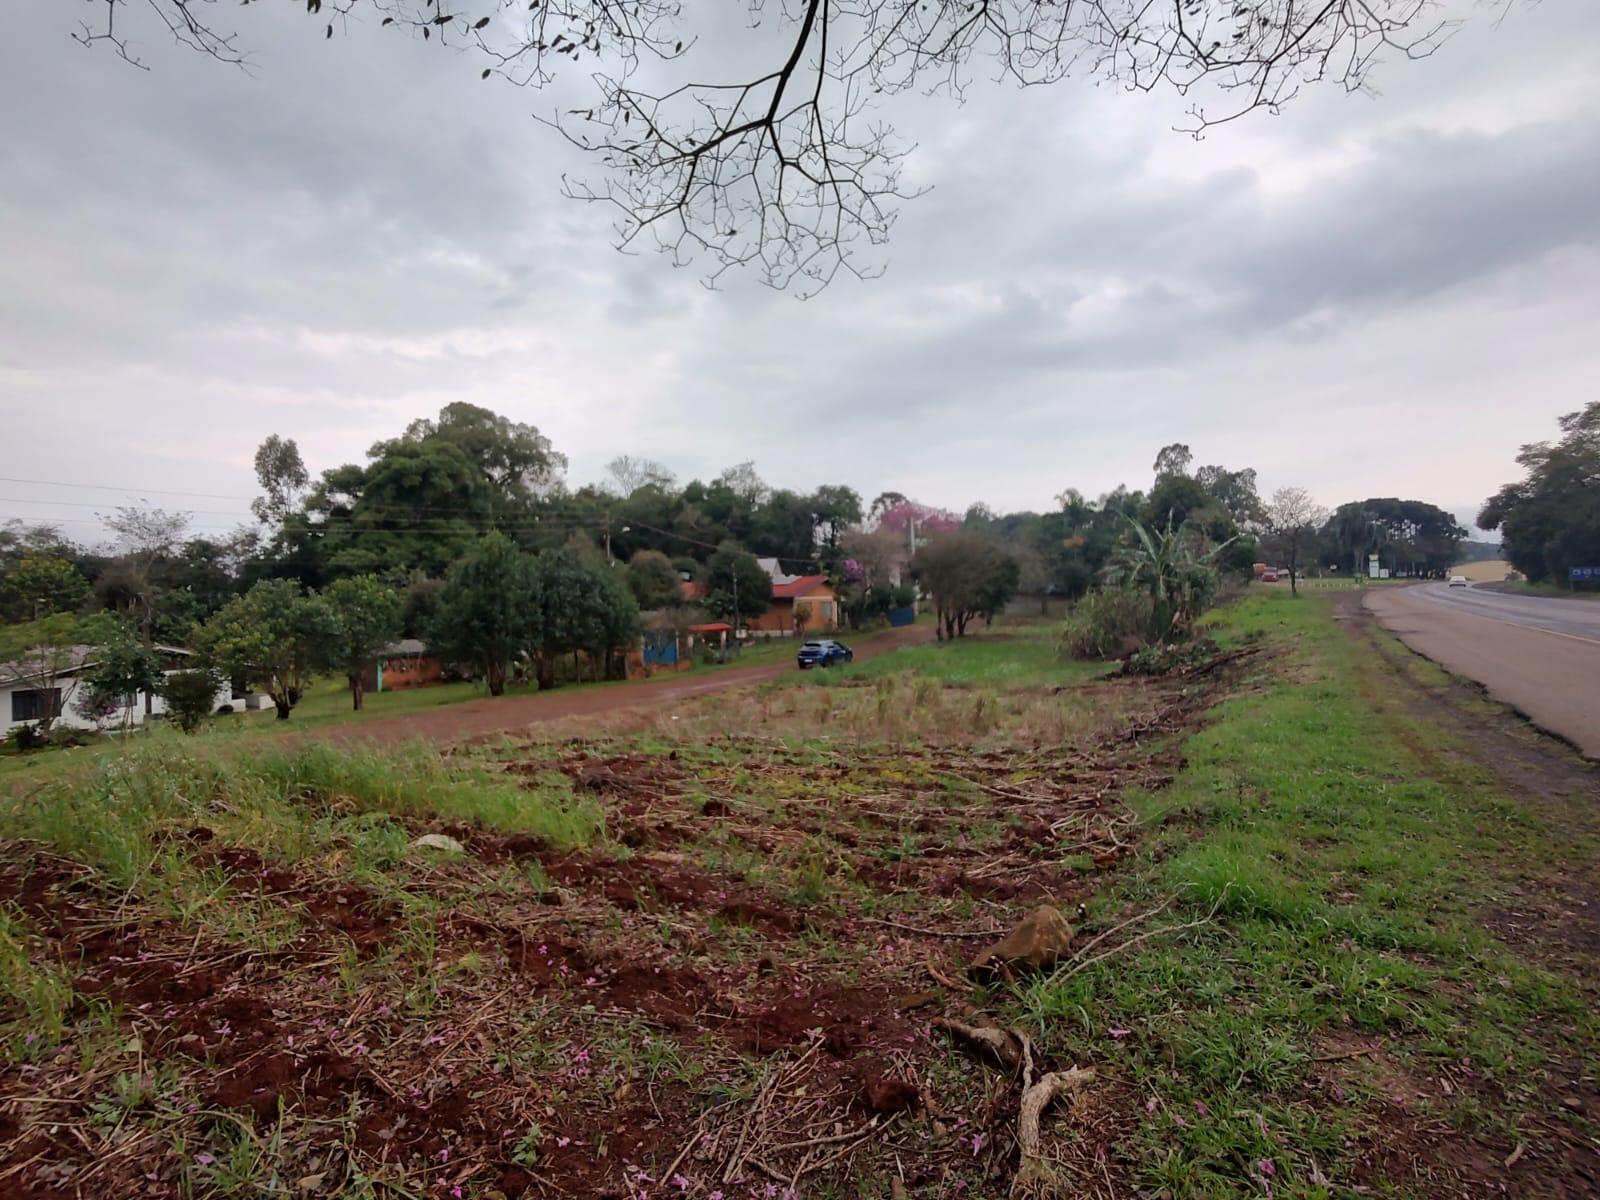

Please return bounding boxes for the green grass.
[0,622,926,783]
[797,617,1104,690]
[999,590,1599,1197]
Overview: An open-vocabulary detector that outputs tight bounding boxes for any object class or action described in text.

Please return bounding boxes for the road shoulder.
[1363,585,1600,759]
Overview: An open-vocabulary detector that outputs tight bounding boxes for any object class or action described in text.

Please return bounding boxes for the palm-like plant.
[1103,516,1231,643]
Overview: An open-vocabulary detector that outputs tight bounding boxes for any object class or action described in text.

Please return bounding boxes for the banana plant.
[1103,515,1232,643]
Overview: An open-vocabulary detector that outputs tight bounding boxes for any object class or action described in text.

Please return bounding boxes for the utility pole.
[604,510,613,564]
[907,516,918,613]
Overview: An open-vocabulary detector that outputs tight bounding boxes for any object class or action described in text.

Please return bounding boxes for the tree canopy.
[196,580,341,719]
[625,549,683,611]
[0,556,89,623]
[912,532,1019,640]
[1479,402,1600,586]
[705,546,773,625]
[324,574,405,710]
[430,532,538,697]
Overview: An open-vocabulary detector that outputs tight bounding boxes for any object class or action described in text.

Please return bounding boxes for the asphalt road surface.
[1365,583,1600,758]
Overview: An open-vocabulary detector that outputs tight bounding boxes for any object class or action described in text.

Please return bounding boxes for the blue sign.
[1571,566,1600,582]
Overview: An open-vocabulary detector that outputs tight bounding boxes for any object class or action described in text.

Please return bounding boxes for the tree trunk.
[273,694,292,720]
[486,659,506,697]
[350,673,364,711]
[536,655,555,691]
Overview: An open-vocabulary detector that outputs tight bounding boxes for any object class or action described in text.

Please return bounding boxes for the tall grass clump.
[1058,589,1154,659]
[0,739,603,888]
[247,742,603,848]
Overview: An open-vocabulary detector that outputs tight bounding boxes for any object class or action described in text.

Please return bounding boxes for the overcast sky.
[3,0,1597,545]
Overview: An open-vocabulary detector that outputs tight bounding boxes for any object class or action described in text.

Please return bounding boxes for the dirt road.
[1365,582,1600,758]
[320,623,936,747]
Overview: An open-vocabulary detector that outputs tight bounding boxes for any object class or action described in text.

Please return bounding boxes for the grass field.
[994,592,1599,1196]
[0,623,920,782]
[1,594,1593,1198]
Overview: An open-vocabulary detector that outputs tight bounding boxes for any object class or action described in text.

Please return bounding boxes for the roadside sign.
[1571,566,1600,582]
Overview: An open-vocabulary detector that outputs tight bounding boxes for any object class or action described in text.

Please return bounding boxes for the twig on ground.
[1012,1067,1095,1198]
[1047,889,1229,987]
[933,1017,1025,1073]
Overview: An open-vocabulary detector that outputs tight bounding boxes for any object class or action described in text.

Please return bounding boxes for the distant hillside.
[1454,540,1503,565]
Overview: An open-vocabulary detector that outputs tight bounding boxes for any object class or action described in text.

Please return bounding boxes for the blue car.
[797,639,853,669]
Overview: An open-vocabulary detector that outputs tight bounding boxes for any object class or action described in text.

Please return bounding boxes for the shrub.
[1121,638,1220,676]
[158,669,222,734]
[1059,589,1155,660]
[9,723,48,753]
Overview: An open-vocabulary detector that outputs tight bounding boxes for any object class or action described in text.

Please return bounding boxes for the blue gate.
[642,630,679,667]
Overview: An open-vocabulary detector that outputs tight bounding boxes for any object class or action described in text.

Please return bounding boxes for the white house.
[0,644,233,736]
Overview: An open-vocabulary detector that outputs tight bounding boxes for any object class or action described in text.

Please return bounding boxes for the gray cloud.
[2,0,1598,540]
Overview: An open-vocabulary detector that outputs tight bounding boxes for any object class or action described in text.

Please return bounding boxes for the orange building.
[747,576,838,634]
[360,640,445,693]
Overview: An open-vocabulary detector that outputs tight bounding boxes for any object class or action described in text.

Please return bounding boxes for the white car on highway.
[1448,575,1468,587]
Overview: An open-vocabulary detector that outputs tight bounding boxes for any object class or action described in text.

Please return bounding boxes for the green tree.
[704,546,773,627]
[912,532,1020,640]
[1480,402,1600,586]
[1144,473,1216,533]
[527,549,641,688]
[324,575,404,711]
[80,621,163,731]
[749,489,817,562]
[571,559,643,682]
[252,434,310,526]
[290,403,567,581]
[0,555,90,622]
[1152,443,1194,481]
[196,580,340,719]
[430,533,538,697]
[1195,464,1265,528]
[159,668,224,733]
[810,485,863,554]
[397,402,566,506]
[625,549,682,610]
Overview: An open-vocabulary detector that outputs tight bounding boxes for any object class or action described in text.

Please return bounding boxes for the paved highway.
[1365,583,1600,759]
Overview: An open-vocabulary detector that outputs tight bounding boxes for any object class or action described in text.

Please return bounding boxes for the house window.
[820,602,834,621]
[11,688,62,722]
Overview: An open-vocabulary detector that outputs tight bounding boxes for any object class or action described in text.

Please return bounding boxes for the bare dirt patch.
[0,643,1266,1199]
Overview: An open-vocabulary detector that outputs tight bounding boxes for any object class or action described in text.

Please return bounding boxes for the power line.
[0,476,258,502]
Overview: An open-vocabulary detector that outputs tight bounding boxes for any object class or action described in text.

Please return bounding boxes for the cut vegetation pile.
[1,600,1596,1199]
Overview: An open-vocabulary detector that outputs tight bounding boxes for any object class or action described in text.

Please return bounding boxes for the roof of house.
[380,639,430,656]
[772,575,831,599]
[679,580,708,600]
[1,642,197,687]
[0,644,99,686]
[688,622,733,633]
